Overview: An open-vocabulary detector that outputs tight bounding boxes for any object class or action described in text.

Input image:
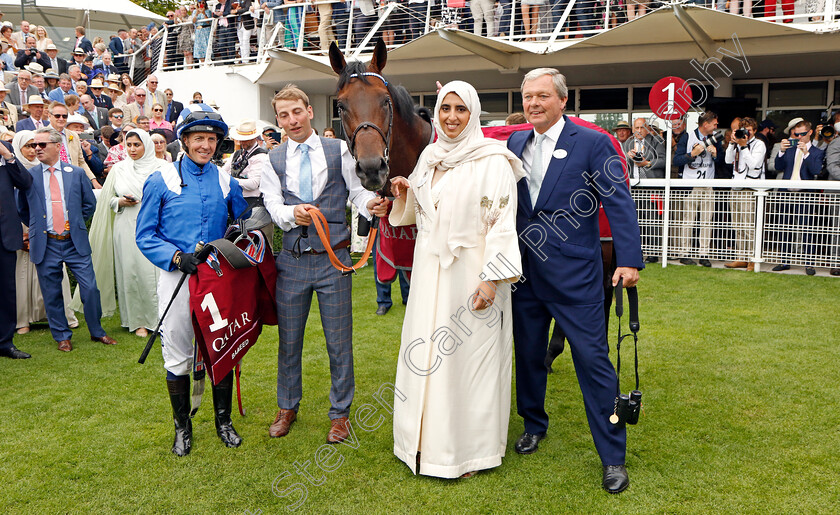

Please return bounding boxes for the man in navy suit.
[17,127,117,352]
[163,89,184,124]
[0,140,33,359]
[15,95,49,132]
[507,68,643,493]
[74,26,94,55]
[772,118,825,275]
[109,31,127,74]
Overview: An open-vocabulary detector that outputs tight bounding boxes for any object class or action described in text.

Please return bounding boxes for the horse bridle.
[337,72,394,165]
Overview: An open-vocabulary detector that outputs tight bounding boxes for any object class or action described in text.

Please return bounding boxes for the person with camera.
[724,117,765,271]
[135,104,249,457]
[772,118,825,275]
[674,111,723,267]
[622,118,665,179]
[13,35,50,72]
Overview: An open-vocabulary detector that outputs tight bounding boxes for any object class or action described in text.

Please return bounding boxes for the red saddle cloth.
[189,237,277,385]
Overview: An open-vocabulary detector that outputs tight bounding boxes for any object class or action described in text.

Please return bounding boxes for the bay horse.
[328,39,433,193]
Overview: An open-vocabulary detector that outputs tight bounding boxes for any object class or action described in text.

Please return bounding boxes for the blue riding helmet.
[175,103,228,140]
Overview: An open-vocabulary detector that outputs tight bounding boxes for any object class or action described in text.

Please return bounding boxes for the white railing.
[632,179,840,271]
[149,0,839,72]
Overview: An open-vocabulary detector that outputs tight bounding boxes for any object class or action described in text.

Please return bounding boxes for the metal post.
[297,3,306,53]
[546,0,576,45]
[157,28,167,72]
[752,189,768,273]
[206,18,218,65]
[604,0,611,30]
[661,126,673,267]
[346,0,356,53]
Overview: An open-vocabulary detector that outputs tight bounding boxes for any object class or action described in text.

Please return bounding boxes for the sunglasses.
[153,108,163,112]
[791,131,808,137]
[136,94,146,97]
[33,142,54,149]
[113,114,124,119]
[52,113,68,119]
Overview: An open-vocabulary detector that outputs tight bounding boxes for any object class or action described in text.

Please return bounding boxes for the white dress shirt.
[41,161,68,234]
[261,130,376,232]
[521,116,565,198]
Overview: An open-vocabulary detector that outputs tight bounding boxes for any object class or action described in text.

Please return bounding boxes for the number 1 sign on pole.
[649,77,692,268]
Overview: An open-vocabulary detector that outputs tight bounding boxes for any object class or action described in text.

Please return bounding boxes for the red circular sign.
[649,77,693,120]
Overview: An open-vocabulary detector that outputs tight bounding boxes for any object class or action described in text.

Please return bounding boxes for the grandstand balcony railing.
[632,179,840,272]
[138,0,839,72]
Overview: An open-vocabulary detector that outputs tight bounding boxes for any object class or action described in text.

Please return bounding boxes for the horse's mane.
[337,61,418,121]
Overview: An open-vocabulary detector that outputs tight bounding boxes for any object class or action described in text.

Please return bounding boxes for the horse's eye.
[382,99,389,107]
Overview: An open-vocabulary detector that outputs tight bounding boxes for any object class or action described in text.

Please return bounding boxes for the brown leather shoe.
[269,409,296,437]
[57,340,73,352]
[724,261,748,268]
[91,335,117,345]
[327,416,350,444]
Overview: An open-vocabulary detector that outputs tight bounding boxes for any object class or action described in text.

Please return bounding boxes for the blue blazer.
[17,162,96,265]
[508,116,643,305]
[108,37,124,65]
[774,145,825,180]
[15,118,50,132]
[0,142,33,252]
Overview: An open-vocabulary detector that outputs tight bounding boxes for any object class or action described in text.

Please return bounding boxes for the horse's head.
[330,39,392,192]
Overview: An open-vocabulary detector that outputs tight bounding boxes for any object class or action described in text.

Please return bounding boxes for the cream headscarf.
[421,80,525,179]
[410,81,524,269]
[72,129,168,317]
[12,130,39,169]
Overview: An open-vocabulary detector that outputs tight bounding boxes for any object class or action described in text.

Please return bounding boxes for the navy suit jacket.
[0,142,33,252]
[508,116,643,305]
[15,117,50,132]
[109,37,125,65]
[166,100,184,123]
[75,37,94,54]
[773,145,825,180]
[17,161,96,265]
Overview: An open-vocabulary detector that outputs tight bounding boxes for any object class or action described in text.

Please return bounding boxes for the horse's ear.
[369,38,387,73]
[329,41,346,75]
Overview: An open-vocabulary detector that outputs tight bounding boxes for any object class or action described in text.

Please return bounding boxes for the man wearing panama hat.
[223,119,269,209]
[16,95,48,131]
[44,43,69,75]
[0,82,17,128]
[88,79,113,110]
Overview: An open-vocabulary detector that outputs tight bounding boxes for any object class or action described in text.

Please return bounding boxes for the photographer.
[723,117,765,271]
[222,119,267,204]
[674,110,724,267]
[621,118,665,179]
[14,35,50,71]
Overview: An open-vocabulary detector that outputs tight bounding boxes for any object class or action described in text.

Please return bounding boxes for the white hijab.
[421,80,525,180]
[109,128,167,199]
[410,81,524,268]
[12,130,39,169]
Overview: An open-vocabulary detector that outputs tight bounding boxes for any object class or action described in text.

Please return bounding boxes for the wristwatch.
[172,251,183,267]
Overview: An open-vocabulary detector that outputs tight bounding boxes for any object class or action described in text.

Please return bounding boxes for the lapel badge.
[64,166,73,172]
[553,149,568,160]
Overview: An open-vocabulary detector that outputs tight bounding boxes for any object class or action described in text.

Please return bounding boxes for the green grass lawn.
[2,264,839,514]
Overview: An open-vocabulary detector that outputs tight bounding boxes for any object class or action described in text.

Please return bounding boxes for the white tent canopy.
[1,0,164,52]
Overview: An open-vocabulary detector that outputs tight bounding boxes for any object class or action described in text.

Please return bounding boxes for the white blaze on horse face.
[438,92,470,140]
[275,99,314,144]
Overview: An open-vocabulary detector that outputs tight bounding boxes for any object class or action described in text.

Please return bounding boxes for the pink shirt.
[150,119,173,131]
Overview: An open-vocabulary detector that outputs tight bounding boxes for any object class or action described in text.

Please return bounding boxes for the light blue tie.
[529,133,546,209]
[299,143,312,202]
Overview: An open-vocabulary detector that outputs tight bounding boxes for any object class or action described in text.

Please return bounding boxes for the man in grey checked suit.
[261,84,388,443]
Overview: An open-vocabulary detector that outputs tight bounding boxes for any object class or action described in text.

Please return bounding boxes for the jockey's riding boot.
[167,377,192,457]
[212,372,242,448]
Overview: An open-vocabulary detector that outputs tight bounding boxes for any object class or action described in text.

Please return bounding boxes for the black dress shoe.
[699,258,712,268]
[772,264,790,272]
[830,268,840,276]
[0,347,31,359]
[679,258,696,266]
[514,432,545,454]
[644,255,659,263]
[805,267,816,276]
[602,464,629,493]
[375,305,390,316]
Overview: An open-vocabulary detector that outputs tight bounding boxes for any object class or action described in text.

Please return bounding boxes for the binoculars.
[611,390,642,426]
